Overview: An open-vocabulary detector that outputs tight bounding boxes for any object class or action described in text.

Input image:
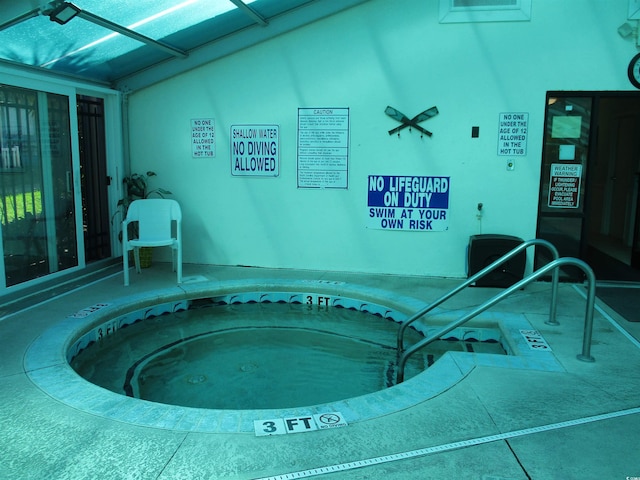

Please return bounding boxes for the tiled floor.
[1,263,639,479]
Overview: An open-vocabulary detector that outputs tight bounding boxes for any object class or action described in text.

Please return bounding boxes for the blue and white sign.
[231,124,279,176]
[367,175,450,231]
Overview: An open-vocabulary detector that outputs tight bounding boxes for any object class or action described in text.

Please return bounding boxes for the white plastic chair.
[122,199,182,286]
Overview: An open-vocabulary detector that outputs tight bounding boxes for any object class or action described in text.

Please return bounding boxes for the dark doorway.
[77,95,111,262]
[537,92,640,282]
[586,96,640,281]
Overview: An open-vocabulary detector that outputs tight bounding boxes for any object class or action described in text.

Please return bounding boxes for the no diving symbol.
[314,412,348,430]
[319,414,340,425]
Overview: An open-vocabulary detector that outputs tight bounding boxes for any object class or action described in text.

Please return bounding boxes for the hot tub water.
[70,299,507,410]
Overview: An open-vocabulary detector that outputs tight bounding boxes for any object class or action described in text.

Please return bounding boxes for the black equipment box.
[467,234,525,287]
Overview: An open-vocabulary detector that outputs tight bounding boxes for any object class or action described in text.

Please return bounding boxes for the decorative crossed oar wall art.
[385,106,439,138]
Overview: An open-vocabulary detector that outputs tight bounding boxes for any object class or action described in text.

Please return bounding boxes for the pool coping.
[23,278,564,434]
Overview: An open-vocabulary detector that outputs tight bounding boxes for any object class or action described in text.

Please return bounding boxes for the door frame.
[537,90,640,280]
[0,67,123,293]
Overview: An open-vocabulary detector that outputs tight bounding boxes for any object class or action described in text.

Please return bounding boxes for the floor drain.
[240,363,258,372]
[186,374,207,384]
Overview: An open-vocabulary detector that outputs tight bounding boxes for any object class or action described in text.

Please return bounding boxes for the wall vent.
[453,0,518,7]
[440,0,531,23]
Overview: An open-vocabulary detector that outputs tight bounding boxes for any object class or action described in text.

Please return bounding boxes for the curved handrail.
[395,257,596,383]
[397,238,560,365]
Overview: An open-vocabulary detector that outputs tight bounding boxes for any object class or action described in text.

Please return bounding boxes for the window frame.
[439,0,532,23]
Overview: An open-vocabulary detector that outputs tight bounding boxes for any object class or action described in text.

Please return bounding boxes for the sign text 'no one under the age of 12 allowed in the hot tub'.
[367,175,450,231]
[191,118,215,158]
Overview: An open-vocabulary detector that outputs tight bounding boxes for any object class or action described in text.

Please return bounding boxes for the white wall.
[127,0,635,277]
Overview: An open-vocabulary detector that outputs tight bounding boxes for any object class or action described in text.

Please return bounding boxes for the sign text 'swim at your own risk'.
[367,175,450,231]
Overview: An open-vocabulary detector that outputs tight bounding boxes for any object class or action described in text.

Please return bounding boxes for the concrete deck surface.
[1,263,639,479]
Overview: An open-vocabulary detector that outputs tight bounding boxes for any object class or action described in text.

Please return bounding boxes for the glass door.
[537,92,640,281]
[0,84,78,287]
[78,95,111,262]
[633,172,640,268]
[536,94,593,280]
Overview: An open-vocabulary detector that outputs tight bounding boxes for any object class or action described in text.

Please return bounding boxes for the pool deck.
[1,263,639,479]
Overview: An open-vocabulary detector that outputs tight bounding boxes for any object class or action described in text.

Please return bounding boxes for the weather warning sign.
[367,175,450,231]
[548,163,581,208]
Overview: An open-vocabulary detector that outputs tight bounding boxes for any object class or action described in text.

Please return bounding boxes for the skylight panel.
[0,0,257,79]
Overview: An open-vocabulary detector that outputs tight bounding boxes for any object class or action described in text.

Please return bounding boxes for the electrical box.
[467,234,525,287]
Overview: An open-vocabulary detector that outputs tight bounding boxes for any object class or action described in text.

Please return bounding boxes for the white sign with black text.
[498,112,528,156]
[297,108,349,189]
[191,118,215,158]
[519,329,552,351]
[231,124,279,177]
[254,412,347,436]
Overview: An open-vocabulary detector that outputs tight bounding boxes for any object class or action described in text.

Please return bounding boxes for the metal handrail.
[395,257,596,383]
[397,238,560,364]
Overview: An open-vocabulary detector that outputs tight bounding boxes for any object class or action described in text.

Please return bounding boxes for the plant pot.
[139,247,153,268]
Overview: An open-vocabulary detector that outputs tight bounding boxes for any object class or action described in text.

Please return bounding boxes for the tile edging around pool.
[23,278,561,434]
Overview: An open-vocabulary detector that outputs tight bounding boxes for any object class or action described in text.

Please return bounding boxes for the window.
[439,0,532,23]
[0,84,78,287]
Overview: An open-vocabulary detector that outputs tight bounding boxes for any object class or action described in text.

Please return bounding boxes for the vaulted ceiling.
[0,0,369,91]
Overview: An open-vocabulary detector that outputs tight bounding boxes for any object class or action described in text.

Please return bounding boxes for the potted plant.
[114,171,172,268]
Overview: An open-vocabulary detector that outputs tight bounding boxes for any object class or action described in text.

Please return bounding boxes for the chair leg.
[124,249,130,286]
[177,245,183,284]
[133,247,142,274]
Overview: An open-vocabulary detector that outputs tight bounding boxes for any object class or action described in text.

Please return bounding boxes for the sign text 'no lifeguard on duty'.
[367,175,450,231]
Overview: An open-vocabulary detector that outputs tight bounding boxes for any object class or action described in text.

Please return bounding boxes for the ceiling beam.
[0,8,40,33]
[76,8,188,59]
[228,0,268,26]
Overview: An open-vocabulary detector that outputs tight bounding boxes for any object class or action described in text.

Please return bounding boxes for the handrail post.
[395,257,597,384]
[396,238,559,365]
[577,259,596,362]
[545,266,560,326]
